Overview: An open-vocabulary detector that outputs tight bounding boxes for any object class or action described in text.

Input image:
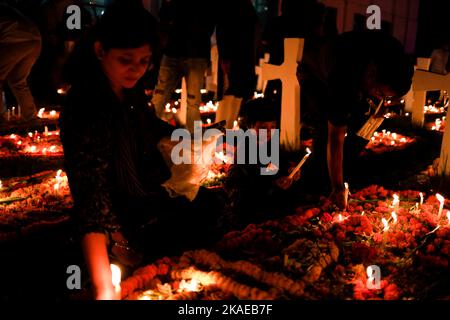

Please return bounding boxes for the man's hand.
[275,171,301,191]
[329,189,347,210]
[274,176,293,190]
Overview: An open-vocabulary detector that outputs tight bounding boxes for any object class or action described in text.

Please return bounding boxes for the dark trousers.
[116,187,224,262]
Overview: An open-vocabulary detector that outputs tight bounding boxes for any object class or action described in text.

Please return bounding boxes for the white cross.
[411,58,431,127]
[262,38,304,151]
[413,69,450,178]
[255,53,270,92]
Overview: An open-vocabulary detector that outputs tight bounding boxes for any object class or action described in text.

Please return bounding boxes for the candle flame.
[419,192,424,205]
[306,147,312,155]
[110,264,121,287]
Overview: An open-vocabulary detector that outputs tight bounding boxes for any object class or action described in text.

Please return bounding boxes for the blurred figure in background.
[0,2,41,123]
[215,0,259,129]
[151,0,220,133]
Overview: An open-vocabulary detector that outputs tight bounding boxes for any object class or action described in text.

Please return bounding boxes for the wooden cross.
[262,38,304,151]
[413,69,450,178]
[255,53,270,92]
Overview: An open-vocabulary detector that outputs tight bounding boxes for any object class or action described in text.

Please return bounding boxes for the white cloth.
[158,133,223,201]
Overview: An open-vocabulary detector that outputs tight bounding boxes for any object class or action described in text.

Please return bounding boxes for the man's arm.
[327,121,347,209]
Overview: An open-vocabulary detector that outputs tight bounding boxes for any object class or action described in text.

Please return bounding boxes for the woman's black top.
[60,66,173,236]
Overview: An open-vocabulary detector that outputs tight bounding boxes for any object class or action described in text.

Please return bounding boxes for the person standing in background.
[0,3,41,124]
[215,0,259,129]
[151,0,221,133]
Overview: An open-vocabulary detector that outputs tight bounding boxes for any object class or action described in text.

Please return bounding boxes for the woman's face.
[95,42,152,90]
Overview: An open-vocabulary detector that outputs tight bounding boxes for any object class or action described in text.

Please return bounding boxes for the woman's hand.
[94,283,118,300]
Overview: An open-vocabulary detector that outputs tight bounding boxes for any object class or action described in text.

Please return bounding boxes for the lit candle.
[436,193,445,219]
[344,182,350,208]
[382,218,389,232]
[207,118,211,124]
[50,110,57,118]
[419,192,424,206]
[12,107,15,116]
[0,180,3,190]
[44,126,49,136]
[288,148,312,179]
[391,211,398,224]
[110,264,122,300]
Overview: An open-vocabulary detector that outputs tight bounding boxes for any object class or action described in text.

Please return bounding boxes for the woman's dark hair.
[63,5,158,86]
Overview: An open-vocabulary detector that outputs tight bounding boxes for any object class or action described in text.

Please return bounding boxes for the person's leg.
[184,58,208,133]
[0,44,25,118]
[151,55,183,119]
[6,40,41,121]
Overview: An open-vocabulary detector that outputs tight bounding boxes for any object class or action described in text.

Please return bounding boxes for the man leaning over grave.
[299,30,414,209]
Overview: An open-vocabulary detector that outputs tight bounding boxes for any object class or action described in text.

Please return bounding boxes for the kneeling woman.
[60,7,222,300]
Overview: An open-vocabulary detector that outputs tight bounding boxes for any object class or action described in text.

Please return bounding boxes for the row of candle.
[5,106,21,121]
[430,116,446,131]
[37,108,59,120]
[424,105,446,114]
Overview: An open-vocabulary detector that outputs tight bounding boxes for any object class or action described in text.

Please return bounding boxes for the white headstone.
[413,70,450,178]
[262,38,304,151]
[206,44,219,93]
